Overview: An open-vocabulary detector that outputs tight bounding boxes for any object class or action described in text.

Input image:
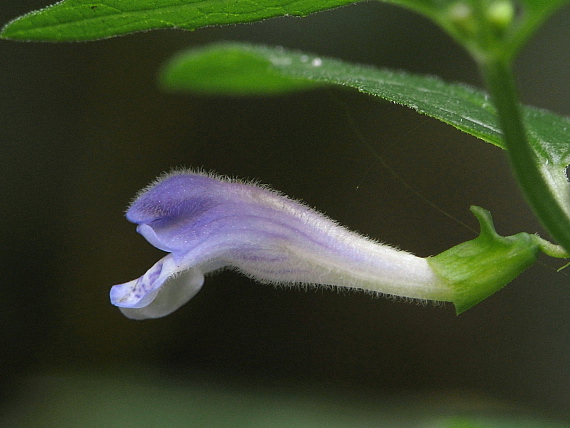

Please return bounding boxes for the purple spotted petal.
[111,170,453,319]
[111,254,205,320]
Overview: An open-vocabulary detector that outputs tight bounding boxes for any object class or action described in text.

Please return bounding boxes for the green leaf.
[1,0,361,42]
[161,47,324,95]
[0,0,455,42]
[160,43,570,166]
[4,0,566,55]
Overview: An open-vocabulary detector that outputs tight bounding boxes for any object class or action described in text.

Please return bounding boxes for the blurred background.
[1,1,569,426]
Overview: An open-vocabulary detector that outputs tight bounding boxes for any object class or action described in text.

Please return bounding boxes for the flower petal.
[110,254,205,319]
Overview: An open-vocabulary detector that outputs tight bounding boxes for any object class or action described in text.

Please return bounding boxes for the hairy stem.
[480,58,570,253]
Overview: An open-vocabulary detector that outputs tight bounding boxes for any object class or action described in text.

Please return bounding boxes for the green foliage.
[2,0,566,60]
[0,0,361,41]
[161,43,570,166]
[432,0,569,62]
[5,373,567,427]
[161,47,324,95]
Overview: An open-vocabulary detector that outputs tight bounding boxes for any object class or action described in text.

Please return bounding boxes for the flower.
[111,170,556,319]
[110,170,454,319]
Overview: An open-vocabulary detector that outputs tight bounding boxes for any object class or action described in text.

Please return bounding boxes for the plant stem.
[480,58,570,252]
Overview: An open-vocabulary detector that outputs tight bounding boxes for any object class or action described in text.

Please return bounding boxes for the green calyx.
[429,206,568,314]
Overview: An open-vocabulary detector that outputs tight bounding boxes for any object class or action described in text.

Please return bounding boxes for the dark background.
[1,1,569,425]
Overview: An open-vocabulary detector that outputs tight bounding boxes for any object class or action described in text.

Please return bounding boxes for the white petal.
[110,254,205,320]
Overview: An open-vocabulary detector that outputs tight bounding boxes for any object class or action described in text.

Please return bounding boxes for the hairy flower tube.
[111,170,561,319]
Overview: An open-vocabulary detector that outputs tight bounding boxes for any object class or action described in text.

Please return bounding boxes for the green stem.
[480,58,570,253]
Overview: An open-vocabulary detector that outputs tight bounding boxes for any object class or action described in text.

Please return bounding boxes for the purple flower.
[111,170,453,319]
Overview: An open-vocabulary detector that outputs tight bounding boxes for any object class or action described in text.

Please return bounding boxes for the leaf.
[3,0,567,53]
[0,0,451,42]
[1,0,361,42]
[161,47,324,95]
[160,42,570,166]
